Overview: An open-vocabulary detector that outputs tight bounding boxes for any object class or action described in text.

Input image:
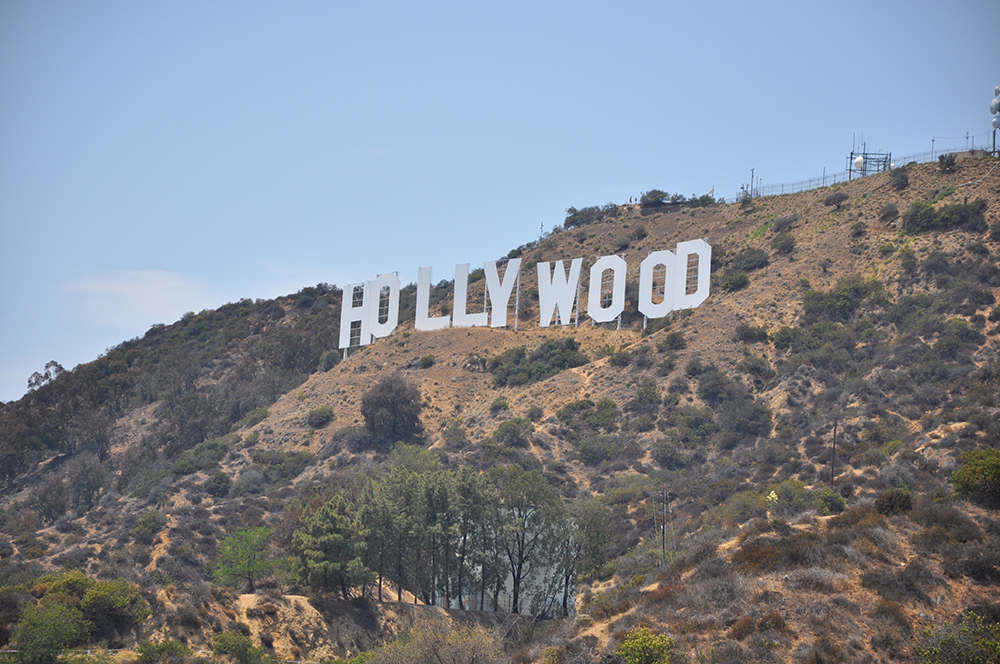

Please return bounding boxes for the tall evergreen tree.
[291,495,372,599]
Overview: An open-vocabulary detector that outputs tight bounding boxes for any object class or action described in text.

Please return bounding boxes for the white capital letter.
[638,250,676,319]
[453,263,489,328]
[484,258,521,328]
[673,239,712,310]
[339,283,372,349]
[416,267,451,331]
[587,255,627,323]
[537,258,582,327]
[369,272,400,339]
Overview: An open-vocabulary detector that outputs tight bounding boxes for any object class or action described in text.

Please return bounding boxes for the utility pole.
[661,490,667,566]
[830,419,838,485]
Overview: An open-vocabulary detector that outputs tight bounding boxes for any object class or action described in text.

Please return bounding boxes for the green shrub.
[721,272,749,291]
[526,405,544,421]
[727,248,770,273]
[875,488,913,515]
[657,331,686,351]
[938,152,957,172]
[235,407,269,430]
[250,450,313,485]
[770,326,798,350]
[684,358,705,376]
[318,350,341,372]
[203,471,232,498]
[616,626,674,664]
[640,190,668,209]
[213,631,266,664]
[812,486,846,515]
[735,323,769,343]
[138,641,191,663]
[171,436,232,476]
[576,434,634,466]
[489,337,588,387]
[914,612,1000,664]
[489,397,509,415]
[951,449,1000,507]
[903,198,988,234]
[491,418,534,448]
[771,231,795,254]
[80,579,151,639]
[13,600,90,664]
[307,405,334,428]
[133,510,168,545]
[418,355,435,369]
[802,274,884,323]
[609,350,632,367]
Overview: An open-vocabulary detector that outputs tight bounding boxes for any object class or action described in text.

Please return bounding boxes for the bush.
[491,419,534,448]
[609,350,632,367]
[203,471,232,498]
[771,231,795,254]
[735,324,769,344]
[890,167,909,190]
[914,612,1000,664]
[213,631,266,664]
[235,407,269,430]
[721,272,749,292]
[727,248,770,273]
[489,397,509,415]
[250,450,313,485]
[365,624,504,664]
[938,152,957,172]
[903,199,988,234]
[657,332,686,352]
[875,488,912,515]
[879,203,899,222]
[317,350,340,372]
[80,579,151,639]
[307,405,334,428]
[418,355,435,369]
[489,338,588,387]
[640,190,668,209]
[138,641,191,663]
[576,434,633,466]
[824,192,849,209]
[951,449,1000,507]
[772,215,797,233]
[361,374,424,444]
[13,601,90,664]
[132,510,168,545]
[616,625,674,664]
[526,405,544,421]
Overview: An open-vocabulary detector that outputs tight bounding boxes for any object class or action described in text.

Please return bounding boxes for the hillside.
[2,156,1000,664]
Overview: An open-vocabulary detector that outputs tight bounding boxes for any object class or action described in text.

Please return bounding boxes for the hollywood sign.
[339,239,711,350]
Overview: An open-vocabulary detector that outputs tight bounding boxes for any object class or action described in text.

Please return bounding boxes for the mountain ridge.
[2,156,1000,663]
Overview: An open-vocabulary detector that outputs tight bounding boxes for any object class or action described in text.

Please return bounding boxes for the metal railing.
[737,144,995,200]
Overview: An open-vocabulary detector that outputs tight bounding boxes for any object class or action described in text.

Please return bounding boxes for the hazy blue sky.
[1,1,997,402]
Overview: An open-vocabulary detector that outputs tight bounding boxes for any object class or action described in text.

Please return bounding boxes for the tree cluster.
[281,446,610,615]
